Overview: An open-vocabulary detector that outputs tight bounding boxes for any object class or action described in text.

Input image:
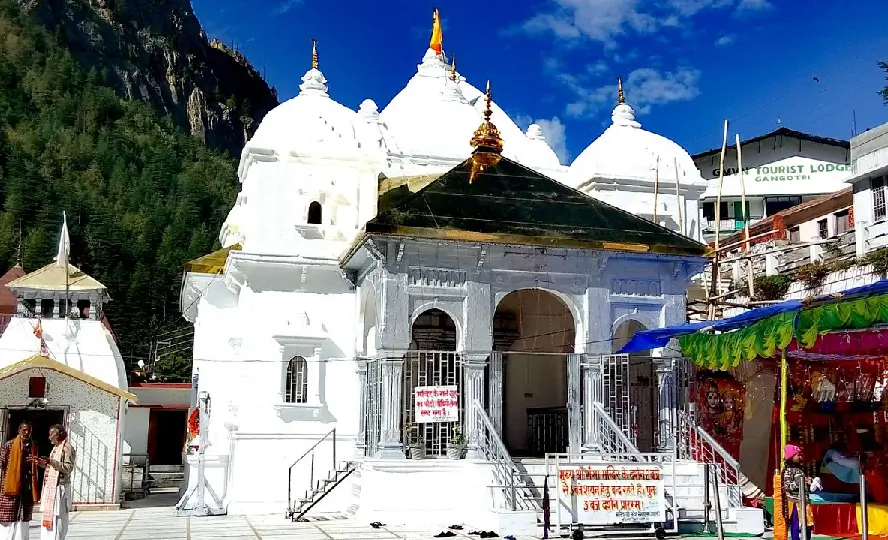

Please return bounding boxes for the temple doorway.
[403,308,461,458]
[612,319,658,452]
[5,408,65,502]
[494,289,575,457]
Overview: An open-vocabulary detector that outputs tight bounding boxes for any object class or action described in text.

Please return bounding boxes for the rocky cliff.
[17,0,279,156]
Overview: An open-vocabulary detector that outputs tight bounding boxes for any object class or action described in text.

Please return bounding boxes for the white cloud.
[273,0,302,15]
[561,66,700,118]
[519,0,735,45]
[514,114,534,131]
[736,0,773,14]
[715,34,735,46]
[536,117,570,163]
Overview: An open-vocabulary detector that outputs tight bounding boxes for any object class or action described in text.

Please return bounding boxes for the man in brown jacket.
[0,421,38,540]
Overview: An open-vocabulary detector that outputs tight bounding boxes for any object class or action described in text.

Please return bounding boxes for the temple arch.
[493,288,576,456]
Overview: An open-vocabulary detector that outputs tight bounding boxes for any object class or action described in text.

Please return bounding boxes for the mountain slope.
[17,0,279,156]
[0,0,238,364]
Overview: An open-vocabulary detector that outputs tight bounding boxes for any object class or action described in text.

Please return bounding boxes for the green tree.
[880,61,888,105]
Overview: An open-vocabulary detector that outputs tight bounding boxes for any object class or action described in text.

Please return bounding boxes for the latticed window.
[873,176,887,221]
[285,356,308,404]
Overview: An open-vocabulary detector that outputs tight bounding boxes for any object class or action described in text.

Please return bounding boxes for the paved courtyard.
[40,505,541,540]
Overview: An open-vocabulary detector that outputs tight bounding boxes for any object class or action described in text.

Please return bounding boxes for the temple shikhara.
[175,10,771,536]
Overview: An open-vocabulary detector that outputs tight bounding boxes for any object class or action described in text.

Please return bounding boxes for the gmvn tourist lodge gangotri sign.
[711,162,851,182]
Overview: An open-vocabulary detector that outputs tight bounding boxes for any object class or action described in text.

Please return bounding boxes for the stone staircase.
[148,464,186,495]
[286,461,357,522]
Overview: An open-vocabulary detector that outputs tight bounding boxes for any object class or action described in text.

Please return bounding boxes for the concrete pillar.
[375,354,405,459]
[567,353,583,454]
[462,354,487,459]
[857,220,869,257]
[765,253,778,276]
[487,352,503,438]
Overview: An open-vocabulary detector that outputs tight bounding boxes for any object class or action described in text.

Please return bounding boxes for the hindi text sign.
[558,465,665,525]
[414,385,459,423]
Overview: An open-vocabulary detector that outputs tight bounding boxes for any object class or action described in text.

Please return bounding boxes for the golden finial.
[311,38,318,70]
[617,76,625,104]
[468,80,503,183]
[450,56,457,82]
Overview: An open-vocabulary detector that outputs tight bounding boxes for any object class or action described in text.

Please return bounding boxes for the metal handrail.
[591,402,642,457]
[286,428,336,514]
[472,398,536,512]
[694,426,740,470]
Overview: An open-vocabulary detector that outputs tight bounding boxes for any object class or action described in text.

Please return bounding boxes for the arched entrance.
[403,308,460,458]
[494,289,576,457]
[612,319,658,452]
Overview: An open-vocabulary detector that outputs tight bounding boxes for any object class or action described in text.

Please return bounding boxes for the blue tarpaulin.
[617,278,888,354]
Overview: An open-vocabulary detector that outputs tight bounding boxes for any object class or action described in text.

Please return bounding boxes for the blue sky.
[193,0,888,164]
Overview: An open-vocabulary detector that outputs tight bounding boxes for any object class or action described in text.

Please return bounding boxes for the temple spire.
[450,56,457,82]
[618,76,625,104]
[311,38,319,70]
[468,81,504,183]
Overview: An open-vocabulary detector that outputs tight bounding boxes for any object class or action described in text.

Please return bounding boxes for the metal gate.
[402,351,464,457]
[600,354,631,442]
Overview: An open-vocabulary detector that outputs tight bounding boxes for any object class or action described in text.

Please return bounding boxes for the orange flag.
[429,8,443,55]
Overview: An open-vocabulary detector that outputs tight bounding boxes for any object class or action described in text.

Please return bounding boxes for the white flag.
[56,212,70,269]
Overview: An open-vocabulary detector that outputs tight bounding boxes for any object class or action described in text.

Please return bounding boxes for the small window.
[307,201,322,225]
[873,176,887,221]
[835,210,851,235]
[285,356,308,404]
[702,202,715,220]
[765,196,802,216]
[40,300,54,318]
[789,227,800,243]
[817,219,828,239]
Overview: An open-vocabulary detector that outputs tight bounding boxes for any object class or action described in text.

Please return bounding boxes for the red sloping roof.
[0,265,24,316]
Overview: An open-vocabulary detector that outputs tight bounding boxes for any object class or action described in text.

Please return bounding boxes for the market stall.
[619,280,888,538]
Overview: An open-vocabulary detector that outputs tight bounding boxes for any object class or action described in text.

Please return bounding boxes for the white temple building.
[180,19,763,535]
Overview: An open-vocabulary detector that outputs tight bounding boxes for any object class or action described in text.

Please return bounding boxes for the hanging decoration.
[679,293,888,368]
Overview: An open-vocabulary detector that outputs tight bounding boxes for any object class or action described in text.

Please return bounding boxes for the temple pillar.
[375,354,405,459]
[582,355,603,452]
[567,353,583,454]
[462,354,487,459]
[355,357,368,458]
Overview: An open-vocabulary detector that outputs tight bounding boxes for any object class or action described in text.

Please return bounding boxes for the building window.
[835,210,851,235]
[818,219,829,239]
[789,227,800,243]
[764,196,802,216]
[307,201,322,225]
[40,300,54,318]
[873,176,887,221]
[285,356,308,404]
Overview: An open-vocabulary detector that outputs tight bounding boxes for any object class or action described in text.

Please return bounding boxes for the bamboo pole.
[708,120,729,319]
[674,157,685,235]
[736,134,755,299]
[653,155,660,223]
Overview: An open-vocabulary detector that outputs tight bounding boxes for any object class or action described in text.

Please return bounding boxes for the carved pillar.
[487,352,503,437]
[655,356,676,451]
[462,354,487,459]
[355,358,368,458]
[375,354,405,459]
[582,355,602,451]
[566,353,583,454]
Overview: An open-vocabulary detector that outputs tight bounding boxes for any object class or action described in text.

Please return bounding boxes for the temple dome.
[245,65,379,159]
[568,101,702,189]
[380,49,560,167]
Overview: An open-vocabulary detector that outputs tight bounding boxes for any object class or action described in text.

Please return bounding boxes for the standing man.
[0,422,38,540]
[36,425,74,540]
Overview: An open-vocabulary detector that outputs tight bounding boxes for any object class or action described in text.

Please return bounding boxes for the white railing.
[591,402,642,458]
[472,399,538,512]
[678,413,742,507]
